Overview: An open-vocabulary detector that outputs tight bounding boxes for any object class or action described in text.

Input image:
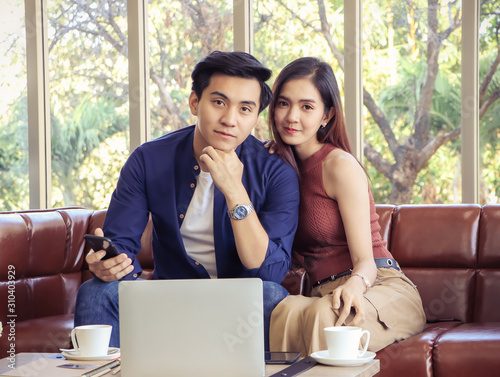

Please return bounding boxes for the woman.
[268,57,426,355]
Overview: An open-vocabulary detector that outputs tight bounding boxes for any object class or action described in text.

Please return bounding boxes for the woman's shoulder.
[323,148,361,172]
[322,148,368,195]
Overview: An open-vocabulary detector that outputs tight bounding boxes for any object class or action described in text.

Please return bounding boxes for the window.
[362,1,463,204]
[0,0,497,209]
[47,0,129,209]
[253,0,345,141]
[148,0,234,139]
[0,0,28,210]
[479,0,500,204]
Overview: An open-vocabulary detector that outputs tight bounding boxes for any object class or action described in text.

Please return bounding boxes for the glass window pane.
[254,0,344,141]
[148,0,234,139]
[0,0,28,211]
[480,0,500,204]
[47,0,129,209]
[363,1,462,204]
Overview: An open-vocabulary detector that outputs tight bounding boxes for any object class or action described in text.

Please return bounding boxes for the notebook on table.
[118,278,265,377]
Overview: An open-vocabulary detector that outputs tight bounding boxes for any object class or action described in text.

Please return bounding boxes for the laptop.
[118,278,265,377]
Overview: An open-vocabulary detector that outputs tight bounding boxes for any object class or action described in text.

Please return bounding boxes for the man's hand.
[199,146,245,198]
[86,228,134,282]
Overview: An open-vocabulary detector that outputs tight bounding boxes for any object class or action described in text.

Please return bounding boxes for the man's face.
[190,74,261,154]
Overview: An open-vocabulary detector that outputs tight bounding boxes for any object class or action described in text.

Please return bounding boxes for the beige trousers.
[270,268,426,355]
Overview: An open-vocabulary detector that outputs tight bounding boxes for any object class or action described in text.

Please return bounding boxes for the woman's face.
[273,77,331,156]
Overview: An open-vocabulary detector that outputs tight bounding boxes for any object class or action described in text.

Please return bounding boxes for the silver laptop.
[118,278,265,377]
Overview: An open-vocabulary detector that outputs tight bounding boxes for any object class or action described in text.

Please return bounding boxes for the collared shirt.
[103,125,300,284]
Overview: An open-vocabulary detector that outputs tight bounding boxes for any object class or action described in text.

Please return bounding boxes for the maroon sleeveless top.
[293,144,393,284]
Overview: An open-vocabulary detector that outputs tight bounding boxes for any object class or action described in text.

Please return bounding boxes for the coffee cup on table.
[323,326,370,359]
[70,324,112,357]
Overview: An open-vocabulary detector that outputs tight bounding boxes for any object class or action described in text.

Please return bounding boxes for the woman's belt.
[311,257,401,288]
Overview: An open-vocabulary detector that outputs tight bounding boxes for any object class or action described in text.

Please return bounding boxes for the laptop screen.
[119,278,265,377]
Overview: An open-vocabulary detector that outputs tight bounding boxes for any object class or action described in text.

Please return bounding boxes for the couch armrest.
[281,267,307,295]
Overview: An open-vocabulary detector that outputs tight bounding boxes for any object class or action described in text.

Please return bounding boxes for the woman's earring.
[320,124,326,129]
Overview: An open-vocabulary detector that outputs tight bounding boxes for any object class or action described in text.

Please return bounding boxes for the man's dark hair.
[191,51,273,113]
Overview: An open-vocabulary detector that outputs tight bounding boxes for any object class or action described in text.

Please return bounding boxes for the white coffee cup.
[323,326,370,359]
[70,324,112,357]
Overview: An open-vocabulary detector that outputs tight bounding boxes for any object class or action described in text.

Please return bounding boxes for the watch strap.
[268,356,318,377]
[227,203,254,220]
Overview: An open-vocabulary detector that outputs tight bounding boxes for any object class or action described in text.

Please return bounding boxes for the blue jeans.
[74,278,289,351]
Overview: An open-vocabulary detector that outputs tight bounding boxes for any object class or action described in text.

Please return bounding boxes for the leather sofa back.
[1,204,499,327]
[84,210,155,280]
[377,204,500,324]
[0,208,92,322]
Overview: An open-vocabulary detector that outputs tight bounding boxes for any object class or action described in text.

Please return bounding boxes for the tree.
[0,95,29,211]
[51,96,127,206]
[273,0,500,204]
[2,0,499,208]
[148,0,233,136]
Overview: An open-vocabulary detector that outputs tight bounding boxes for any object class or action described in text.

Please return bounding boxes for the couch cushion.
[389,205,481,323]
[474,269,500,322]
[3,314,74,354]
[375,205,395,248]
[476,205,500,322]
[403,267,475,323]
[0,208,91,356]
[433,323,500,377]
[390,204,481,268]
[478,205,500,267]
[376,322,461,377]
[0,209,91,318]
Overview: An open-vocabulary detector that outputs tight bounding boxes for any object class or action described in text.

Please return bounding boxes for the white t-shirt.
[180,170,217,278]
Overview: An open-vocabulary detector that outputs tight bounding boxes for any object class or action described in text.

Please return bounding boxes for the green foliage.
[1,0,500,209]
[149,0,234,137]
[0,95,29,211]
[51,95,128,207]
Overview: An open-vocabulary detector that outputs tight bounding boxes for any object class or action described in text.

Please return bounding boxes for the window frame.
[25,0,481,208]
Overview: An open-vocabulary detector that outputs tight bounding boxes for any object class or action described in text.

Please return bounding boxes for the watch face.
[234,206,248,219]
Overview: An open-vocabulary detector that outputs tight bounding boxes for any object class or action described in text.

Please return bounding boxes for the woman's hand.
[263,139,276,154]
[331,277,366,326]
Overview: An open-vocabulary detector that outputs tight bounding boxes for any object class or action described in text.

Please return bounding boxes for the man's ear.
[189,91,199,116]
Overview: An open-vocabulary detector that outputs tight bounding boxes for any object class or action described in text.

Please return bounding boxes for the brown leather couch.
[1,205,499,377]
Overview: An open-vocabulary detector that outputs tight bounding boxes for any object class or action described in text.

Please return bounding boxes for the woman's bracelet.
[351,273,371,293]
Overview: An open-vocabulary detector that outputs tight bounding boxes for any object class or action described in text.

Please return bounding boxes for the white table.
[0,353,380,377]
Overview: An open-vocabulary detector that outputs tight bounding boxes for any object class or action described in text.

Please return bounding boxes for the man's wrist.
[228,203,254,220]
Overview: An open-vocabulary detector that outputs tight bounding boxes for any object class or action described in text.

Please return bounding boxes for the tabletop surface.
[0,352,380,377]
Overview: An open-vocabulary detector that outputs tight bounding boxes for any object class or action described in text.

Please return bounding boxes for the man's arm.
[200,146,269,268]
[96,149,151,281]
[201,145,300,283]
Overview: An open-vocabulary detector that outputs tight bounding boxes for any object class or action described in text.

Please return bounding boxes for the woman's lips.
[283,127,300,134]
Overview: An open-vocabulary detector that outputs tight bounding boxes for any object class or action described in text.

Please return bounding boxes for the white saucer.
[310,350,376,367]
[61,347,120,361]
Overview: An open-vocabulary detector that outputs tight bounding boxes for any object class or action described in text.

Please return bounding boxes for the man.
[75,51,300,350]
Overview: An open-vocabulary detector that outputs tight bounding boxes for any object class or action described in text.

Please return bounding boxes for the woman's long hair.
[269,57,352,175]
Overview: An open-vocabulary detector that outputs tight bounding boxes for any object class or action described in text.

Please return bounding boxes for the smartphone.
[84,234,120,260]
[265,351,301,364]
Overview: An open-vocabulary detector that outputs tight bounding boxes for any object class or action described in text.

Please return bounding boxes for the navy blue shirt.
[103,125,300,284]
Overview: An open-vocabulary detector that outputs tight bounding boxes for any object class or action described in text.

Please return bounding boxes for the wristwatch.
[227,203,254,220]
